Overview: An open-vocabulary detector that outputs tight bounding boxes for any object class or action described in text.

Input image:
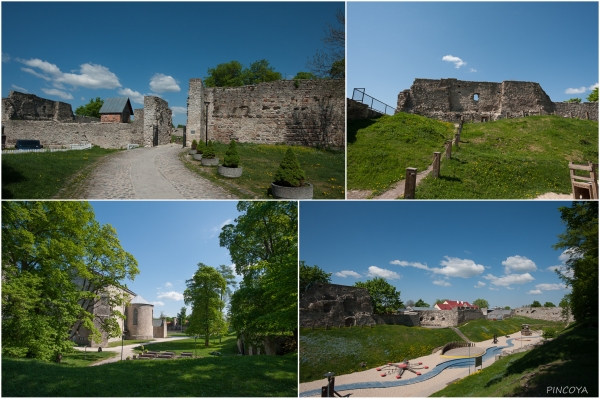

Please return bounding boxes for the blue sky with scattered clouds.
[90,201,242,318]
[348,2,598,109]
[300,201,575,309]
[1,2,343,126]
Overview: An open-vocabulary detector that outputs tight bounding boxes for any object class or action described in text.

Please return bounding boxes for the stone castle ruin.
[2,91,172,148]
[300,283,483,329]
[512,306,573,323]
[397,78,598,123]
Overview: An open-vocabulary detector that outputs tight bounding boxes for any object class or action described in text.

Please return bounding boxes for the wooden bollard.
[445,140,452,159]
[432,152,441,178]
[404,167,417,199]
[454,133,460,147]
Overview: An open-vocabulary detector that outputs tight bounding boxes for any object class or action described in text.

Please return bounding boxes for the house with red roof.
[434,300,478,310]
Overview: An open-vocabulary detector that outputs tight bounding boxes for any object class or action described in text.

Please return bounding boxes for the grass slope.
[2,147,117,199]
[182,143,344,199]
[300,325,460,383]
[133,333,239,357]
[2,354,298,397]
[431,323,598,397]
[458,315,567,342]
[348,114,454,194]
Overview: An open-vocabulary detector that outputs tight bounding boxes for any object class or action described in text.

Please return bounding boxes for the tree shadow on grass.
[1,161,26,199]
[347,118,381,144]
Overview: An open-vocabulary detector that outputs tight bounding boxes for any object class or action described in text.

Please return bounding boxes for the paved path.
[78,144,234,199]
[74,336,189,366]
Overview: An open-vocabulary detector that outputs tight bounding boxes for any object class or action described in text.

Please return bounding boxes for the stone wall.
[554,102,598,120]
[397,78,598,122]
[347,98,384,120]
[1,93,172,149]
[187,79,345,149]
[373,313,420,326]
[2,91,74,122]
[512,306,573,322]
[153,320,167,339]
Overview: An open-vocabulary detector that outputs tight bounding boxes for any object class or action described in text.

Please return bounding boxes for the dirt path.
[347,163,434,200]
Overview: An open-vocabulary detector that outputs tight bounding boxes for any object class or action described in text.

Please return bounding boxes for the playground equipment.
[521,324,532,336]
[321,372,351,397]
[376,358,429,379]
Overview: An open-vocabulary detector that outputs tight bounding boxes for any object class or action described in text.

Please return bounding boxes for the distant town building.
[434,300,478,310]
[99,97,134,123]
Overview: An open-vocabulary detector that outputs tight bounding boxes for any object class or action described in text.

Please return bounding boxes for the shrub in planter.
[274,148,306,187]
[189,139,198,154]
[223,140,240,167]
[191,139,198,149]
[196,141,205,154]
[203,140,216,159]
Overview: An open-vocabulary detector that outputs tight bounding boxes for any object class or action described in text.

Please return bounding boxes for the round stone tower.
[125,295,154,340]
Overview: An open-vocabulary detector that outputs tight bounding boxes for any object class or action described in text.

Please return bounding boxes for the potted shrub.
[189,139,198,155]
[201,140,219,166]
[218,140,242,178]
[193,141,204,161]
[271,148,313,199]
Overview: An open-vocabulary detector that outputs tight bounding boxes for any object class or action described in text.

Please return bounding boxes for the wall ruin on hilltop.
[512,306,573,323]
[187,79,345,149]
[397,78,598,122]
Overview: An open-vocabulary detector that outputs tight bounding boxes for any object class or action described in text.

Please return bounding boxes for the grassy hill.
[300,324,460,382]
[431,323,598,397]
[458,315,567,342]
[348,114,598,198]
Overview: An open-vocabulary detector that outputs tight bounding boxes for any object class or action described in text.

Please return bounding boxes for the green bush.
[542,328,557,339]
[274,148,306,187]
[191,139,198,149]
[203,140,216,159]
[196,141,205,154]
[223,140,240,168]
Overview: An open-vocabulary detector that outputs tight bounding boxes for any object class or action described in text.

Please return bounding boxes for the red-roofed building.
[434,300,478,310]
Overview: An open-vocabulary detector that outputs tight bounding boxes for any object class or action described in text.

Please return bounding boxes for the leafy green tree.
[184,263,227,347]
[177,307,187,331]
[559,294,572,323]
[587,87,598,102]
[504,306,511,310]
[414,299,430,308]
[74,97,104,118]
[543,302,556,307]
[299,261,331,295]
[566,98,582,103]
[553,202,598,322]
[223,140,240,168]
[473,298,489,309]
[293,71,318,80]
[2,201,139,361]
[353,277,403,314]
[273,148,306,187]
[244,59,282,85]
[531,300,542,307]
[204,61,245,88]
[307,9,345,79]
[216,264,237,342]
[220,202,297,352]
[435,299,450,305]
[177,124,186,128]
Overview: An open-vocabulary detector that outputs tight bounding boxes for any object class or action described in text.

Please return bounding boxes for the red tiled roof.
[435,300,478,309]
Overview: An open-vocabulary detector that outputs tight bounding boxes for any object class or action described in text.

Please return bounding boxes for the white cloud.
[165,282,173,288]
[119,88,145,104]
[565,87,586,94]
[474,281,486,288]
[469,68,477,73]
[502,255,537,274]
[483,272,535,287]
[150,73,181,93]
[157,291,184,301]
[20,58,61,75]
[41,88,73,100]
[527,289,542,295]
[152,301,165,306]
[390,260,429,270]
[18,58,121,90]
[171,106,187,116]
[335,270,362,278]
[535,283,566,291]
[506,287,514,290]
[433,280,451,287]
[2,53,10,63]
[431,256,485,278]
[489,287,500,291]
[11,84,28,93]
[442,55,467,68]
[367,266,401,280]
[22,67,52,81]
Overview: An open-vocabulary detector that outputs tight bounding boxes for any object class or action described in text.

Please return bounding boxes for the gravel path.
[78,144,234,199]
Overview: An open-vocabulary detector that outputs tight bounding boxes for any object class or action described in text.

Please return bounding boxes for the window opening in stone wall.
[473,94,479,101]
[133,308,138,325]
[323,303,331,313]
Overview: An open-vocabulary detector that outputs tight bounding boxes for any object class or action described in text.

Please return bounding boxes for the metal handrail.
[352,88,395,115]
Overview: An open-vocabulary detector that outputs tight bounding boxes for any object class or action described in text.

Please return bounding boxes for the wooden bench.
[570,162,598,199]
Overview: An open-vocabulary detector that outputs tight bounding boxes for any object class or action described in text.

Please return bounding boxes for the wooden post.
[404,167,417,199]
[454,133,460,147]
[433,152,441,178]
[445,140,452,159]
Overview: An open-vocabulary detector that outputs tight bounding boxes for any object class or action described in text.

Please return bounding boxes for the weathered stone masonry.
[397,78,598,122]
[512,306,573,323]
[2,91,172,149]
[187,79,345,148]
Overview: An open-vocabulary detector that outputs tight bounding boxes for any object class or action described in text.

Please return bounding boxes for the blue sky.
[300,201,575,309]
[1,2,343,126]
[348,2,599,109]
[90,201,243,318]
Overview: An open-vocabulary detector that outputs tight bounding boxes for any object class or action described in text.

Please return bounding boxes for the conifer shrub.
[191,139,198,149]
[196,141,205,154]
[203,140,216,159]
[223,140,240,168]
[273,148,306,187]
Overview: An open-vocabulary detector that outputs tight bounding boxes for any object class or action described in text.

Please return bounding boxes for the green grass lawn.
[457,315,567,342]
[430,323,598,397]
[106,339,154,348]
[2,147,117,199]
[348,114,598,198]
[181,142,345,199]
[300,324,460,383]
[59,350,119,367]
[2,354,298,397]
[134,332,239,357]
[347,114,455,194]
